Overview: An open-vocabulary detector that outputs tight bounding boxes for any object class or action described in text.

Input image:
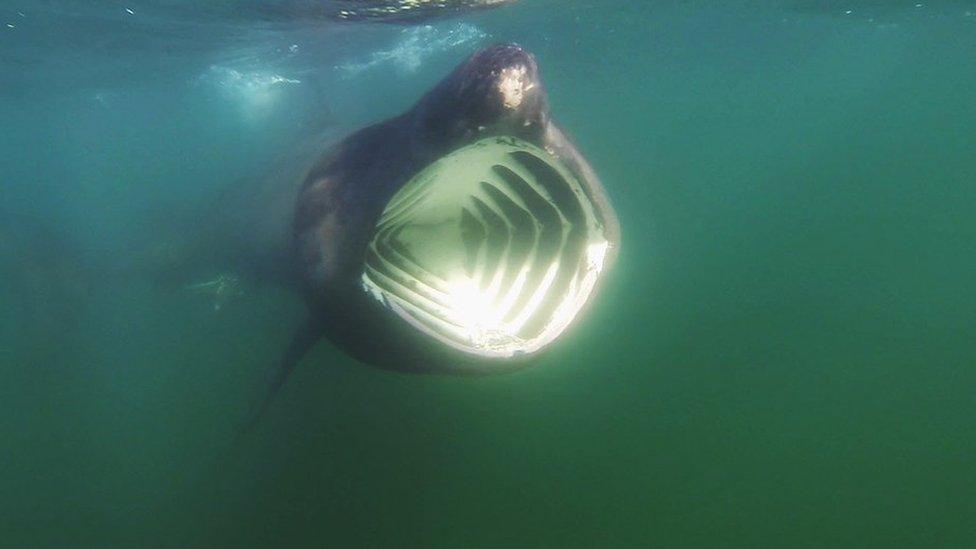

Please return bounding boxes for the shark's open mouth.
[362,137,610,358]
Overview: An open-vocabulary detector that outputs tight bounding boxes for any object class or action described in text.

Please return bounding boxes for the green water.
[2,1,975,546]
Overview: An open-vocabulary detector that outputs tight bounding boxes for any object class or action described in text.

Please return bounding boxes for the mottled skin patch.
[498,65,530,109]
[295,176,341,286]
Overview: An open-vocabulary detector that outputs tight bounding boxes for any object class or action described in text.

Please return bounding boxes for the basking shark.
[182,44,620,427]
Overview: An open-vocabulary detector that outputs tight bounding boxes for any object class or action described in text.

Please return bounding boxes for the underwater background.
[2,1,976,546]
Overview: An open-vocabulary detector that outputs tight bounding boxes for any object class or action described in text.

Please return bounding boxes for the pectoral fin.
[242,314,326,432]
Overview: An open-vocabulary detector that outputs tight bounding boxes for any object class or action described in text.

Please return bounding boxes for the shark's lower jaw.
[362,137,610,359]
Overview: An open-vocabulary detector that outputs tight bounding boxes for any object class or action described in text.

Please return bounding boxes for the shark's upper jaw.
[361,136,610,360]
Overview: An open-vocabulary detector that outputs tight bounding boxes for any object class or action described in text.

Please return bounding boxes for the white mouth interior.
[362,136,610,358]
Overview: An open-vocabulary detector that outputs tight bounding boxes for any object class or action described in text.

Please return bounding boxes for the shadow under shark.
[210,44,621,428]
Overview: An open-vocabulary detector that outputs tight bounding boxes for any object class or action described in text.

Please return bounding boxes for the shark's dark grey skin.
[246,44,619,428]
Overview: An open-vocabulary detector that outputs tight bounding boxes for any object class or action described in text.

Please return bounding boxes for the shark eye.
[362,136,610,359]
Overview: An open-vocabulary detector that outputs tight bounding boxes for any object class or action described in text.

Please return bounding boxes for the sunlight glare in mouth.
[443,241,606,349]
[445,275,502,346]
